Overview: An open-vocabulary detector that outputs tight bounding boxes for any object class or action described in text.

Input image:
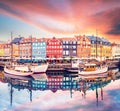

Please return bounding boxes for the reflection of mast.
[69,75,73,98]
[83,82,86,98]
[29,89,32,102]
[29,80,32,102]
[95,82,98,107]
[100,82,103,100]
[70,87,72,98]
[82,80,86,99]
[10,79,13,106]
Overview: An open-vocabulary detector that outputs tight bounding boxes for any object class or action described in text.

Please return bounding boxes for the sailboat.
[78,29,108,77]
[4,33,33,76]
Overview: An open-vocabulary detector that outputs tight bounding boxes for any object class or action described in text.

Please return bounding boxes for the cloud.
[0,2,25,17]
[89,6,120,42]
[0,0,120,42]
[107,24,120,35]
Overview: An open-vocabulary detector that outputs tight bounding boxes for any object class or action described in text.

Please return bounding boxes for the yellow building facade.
[12,44,19,58]
[0,44,5,57]
[88,36,112,60]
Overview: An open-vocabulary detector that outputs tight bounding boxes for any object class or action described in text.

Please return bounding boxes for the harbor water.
[0,68,120,111]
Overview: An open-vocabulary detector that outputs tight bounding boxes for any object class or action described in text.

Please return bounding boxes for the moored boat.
[4,65,33,76]
[78,63,108,77]
[30,63,49,74]
[4,32,34,77]
[64,59,81,73]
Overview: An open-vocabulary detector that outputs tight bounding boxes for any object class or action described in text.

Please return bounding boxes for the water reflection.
[0,69,120,110]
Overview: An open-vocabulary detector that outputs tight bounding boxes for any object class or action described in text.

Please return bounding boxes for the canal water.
[0,69,120,111]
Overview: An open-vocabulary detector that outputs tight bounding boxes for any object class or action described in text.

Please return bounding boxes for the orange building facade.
[19,37,32,59]
[76,35,91,58]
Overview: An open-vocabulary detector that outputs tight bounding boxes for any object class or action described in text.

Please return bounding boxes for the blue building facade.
[32,39,46,61]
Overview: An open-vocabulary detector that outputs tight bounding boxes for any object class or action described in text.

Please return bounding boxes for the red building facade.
[46,37,62,58]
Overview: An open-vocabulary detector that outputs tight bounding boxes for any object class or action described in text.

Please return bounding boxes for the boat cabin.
[84,64,96,71]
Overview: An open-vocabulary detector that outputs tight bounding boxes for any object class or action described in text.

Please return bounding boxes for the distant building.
[101,37,112,60]
[12,37,23,59]
[75,35,91,58]
[4,43,11,59]
[46,37,62,59]
[32,80,47,90]
[0,44,5,58]
[62,37,77,58]
[88,36,111,60]
[32,38,46,61]
[61,77,80,98]
[112,43,120,59]
[19,37,32,60]
[47,75,63,93]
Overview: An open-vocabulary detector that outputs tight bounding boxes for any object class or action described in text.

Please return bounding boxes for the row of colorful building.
[0,35,120,61]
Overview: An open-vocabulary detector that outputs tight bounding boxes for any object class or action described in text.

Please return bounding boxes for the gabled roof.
[88,35,102,42]
[88,35,111,45]
[101,37,111,45]
[61,37,77,41]
[46,37,62,43]
[12,37,23,44]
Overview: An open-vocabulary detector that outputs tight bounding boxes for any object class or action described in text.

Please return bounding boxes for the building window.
[73,50,76,53]
[66,51,69,55]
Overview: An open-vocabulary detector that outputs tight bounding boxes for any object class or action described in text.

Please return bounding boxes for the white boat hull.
[64,68,78,73]
[78,67,108,76]
[30,63,48,74]
[4,67,33,76]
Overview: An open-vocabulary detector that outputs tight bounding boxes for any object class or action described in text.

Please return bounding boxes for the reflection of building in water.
[0,72,5,83]
[32,80,47,90]
[47,75,63,92]
[2,74,115,106]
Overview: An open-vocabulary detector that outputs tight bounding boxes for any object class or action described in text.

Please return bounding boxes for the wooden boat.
[4,65,33,76]
[78,63,108,77]
[5,62,49,75]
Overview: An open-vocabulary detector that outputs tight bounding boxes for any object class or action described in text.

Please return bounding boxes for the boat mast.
[95,82,98,107]
[30,35,32,64]
[11,32,13,66]
[96,29,98,59]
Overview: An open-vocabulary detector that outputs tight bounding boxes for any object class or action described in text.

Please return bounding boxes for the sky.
[0,0,120,43]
